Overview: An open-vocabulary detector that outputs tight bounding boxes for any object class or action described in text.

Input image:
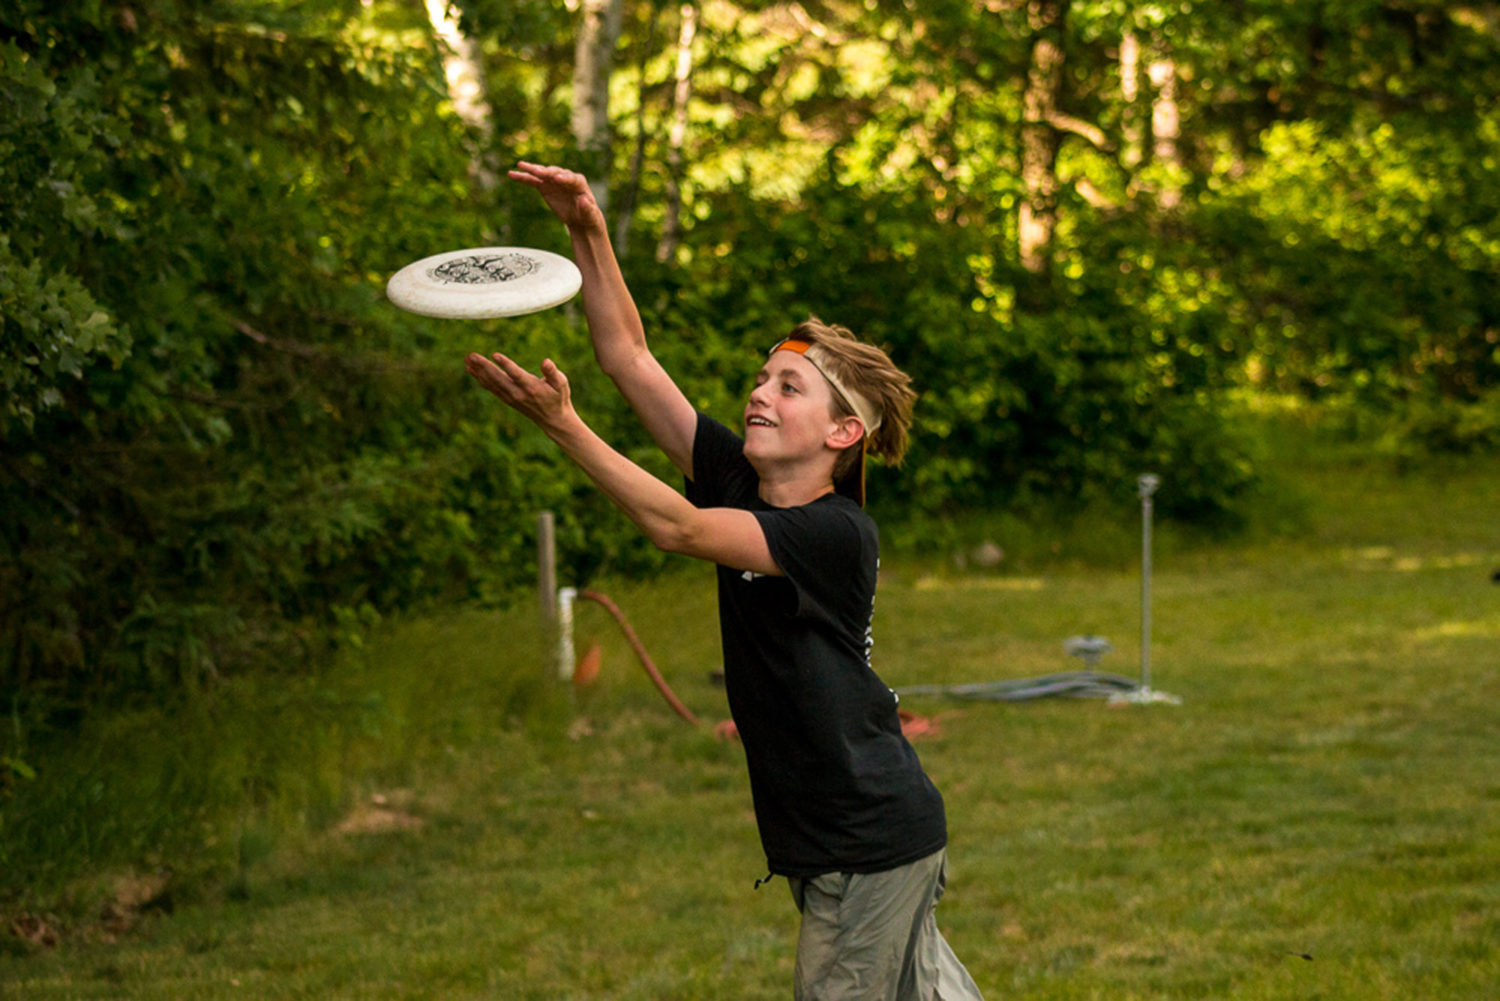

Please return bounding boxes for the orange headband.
[770,338,882,434]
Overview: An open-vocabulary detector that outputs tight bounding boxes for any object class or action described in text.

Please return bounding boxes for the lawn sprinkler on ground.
[1064,634,1113,668]
[897,473,1180,706]
[896,635,1138,703]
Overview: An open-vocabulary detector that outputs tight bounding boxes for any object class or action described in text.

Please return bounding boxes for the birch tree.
[424,0,500,192]
[1119,29,1143,170]
[572,0,625,215]
[657,2,698,263]
[613,3,662,257]
[1148,48,1181,208]
[1019,0,1068,274]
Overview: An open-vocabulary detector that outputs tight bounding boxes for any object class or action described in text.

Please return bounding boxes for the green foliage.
[0,240,123,430]
[0,1,558,703]
[0,39,130,432]
[3,0,1498,719]
[1200,116,1500,403]
[635,163,1258,524]
[1389,386,1500,456]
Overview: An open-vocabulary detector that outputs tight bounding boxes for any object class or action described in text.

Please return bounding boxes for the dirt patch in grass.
[5,869,174,954]
[333,791,424,836]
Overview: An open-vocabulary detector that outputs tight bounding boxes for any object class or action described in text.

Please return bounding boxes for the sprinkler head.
[1064,635,1113,670]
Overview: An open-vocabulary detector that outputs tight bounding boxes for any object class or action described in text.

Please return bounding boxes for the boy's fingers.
[493,353,564,402]
[541,358,568,391]
[509,163,564,189]
[465,352,502,383]
[524,162,587,188]
[466,366,518,403]
[515,161,565,181]
[490,352,531,380]
[468,353,508,380]
[471,351,569,411]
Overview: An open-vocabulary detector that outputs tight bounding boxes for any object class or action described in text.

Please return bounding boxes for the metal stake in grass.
[1140,472,1158,690]
[557,586,578,683]
[539,511,574,682]
[1109,473,1181,706]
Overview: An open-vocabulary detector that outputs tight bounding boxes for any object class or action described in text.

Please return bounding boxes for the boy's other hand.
[466,352,578,434]
[508,162,604,233]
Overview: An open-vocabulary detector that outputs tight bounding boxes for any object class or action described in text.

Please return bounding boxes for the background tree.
[572,0,625,213]
[656,2,698,263]
[2,0,1497,715]
[425,0,501,193]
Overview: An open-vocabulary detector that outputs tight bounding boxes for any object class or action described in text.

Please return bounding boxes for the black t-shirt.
[686,412,947,877]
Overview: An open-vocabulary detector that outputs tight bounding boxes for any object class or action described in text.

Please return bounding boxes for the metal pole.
[538,511,558,676]
[556,587,577,683]
[1138,474,1159,690]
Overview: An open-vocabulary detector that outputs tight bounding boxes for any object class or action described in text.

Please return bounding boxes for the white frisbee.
[385,246,582,319]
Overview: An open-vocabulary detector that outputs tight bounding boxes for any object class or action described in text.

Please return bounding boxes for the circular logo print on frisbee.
[428,252,540,285]
[386,246,582,319]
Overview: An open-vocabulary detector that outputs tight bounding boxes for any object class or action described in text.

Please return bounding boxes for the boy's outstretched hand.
[466,352,578,436]
[508,162,604,233]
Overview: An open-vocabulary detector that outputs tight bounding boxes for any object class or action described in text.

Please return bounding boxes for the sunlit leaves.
[5,0,1499,704]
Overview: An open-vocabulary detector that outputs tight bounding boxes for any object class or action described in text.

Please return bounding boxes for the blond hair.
[784,318,916,482]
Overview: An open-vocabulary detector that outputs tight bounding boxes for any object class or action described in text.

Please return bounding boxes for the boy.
[466,162,982,1001]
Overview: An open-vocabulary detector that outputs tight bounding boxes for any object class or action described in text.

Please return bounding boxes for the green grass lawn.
[3,440,1499,999]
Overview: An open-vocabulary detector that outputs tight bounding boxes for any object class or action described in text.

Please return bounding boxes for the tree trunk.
[572,0,625,216]
[1148,51,1181,208]
[423,0,499,193]
[1019,0,1067,274]
[657,3,698,264]
[1119,29,1143,170]
[613,5,660,259]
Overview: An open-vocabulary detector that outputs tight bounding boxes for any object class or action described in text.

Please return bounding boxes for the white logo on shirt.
[741,570,766,582]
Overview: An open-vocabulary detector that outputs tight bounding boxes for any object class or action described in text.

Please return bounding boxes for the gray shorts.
[788,848,984,1001]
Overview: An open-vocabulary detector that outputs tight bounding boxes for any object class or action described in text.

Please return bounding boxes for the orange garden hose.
[574,589,939,740]
[577,590,700,726]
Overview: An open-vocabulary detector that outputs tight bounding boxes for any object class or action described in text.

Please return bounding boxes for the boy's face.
[743,351,845,471]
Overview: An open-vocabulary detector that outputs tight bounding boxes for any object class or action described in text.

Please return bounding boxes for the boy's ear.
[826,416,866,451]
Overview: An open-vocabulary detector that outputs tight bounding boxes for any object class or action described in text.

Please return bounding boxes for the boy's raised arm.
[465,351,778,576]
[509,162,699,477]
